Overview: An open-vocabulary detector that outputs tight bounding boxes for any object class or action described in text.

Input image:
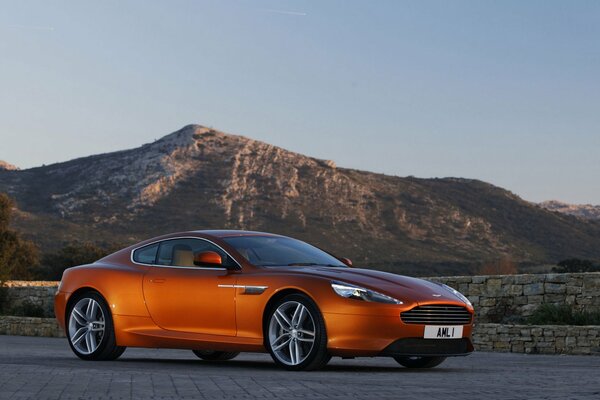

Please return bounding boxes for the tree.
[0,193,11,232]
[0,193,39,281]
[40,242,118,281]
[553,258,599,273]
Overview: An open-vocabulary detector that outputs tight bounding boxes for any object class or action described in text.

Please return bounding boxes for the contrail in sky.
[263,9,307,16]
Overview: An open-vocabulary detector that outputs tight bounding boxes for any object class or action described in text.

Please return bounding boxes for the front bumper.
[323,312,474,357]
[380,337,473,357]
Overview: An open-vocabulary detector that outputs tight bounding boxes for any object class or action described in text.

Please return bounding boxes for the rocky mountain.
[0,161,19,171]
[539,200,600,221]
[1,125,600,275]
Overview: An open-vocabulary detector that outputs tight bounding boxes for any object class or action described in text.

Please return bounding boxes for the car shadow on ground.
[112,357,461,373]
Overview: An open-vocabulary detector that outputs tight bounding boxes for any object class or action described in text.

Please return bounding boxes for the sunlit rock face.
[0,161,19,171]
[1,124,600,274]
[539,200,600,221]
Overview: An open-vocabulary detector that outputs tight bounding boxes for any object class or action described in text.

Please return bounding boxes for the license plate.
[424,325,463,339]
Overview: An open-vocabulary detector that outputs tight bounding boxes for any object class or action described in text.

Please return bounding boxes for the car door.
[142,238,238,336]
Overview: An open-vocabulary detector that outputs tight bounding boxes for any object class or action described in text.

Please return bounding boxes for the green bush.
[552,258,600,273]
[0,193,40,280]
[38,241,120,281]
[9,300,48,318]
[0,285,7,315]
[527,303,600,325]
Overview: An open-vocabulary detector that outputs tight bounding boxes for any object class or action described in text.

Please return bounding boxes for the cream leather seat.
[172,245,195,267]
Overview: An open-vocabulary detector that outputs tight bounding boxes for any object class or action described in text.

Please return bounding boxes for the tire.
[66,291,126,361]
[265,293,331,371]
[192,350,240,361]
[393,356,446,369]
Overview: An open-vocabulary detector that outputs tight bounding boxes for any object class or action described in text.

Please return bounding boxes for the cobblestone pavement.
[1,335,598,399]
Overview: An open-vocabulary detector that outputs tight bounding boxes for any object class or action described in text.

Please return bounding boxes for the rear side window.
[132,243,159,264]
[156,238,237,268]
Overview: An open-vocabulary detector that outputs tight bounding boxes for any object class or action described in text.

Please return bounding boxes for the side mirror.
[340,257,353,267]
[194,251,222,266]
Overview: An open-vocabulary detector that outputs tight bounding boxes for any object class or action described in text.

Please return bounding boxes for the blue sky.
[1,0,599,204]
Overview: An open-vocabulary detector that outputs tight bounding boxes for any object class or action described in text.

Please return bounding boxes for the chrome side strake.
[218,284,268,294]
[244,286,269,295]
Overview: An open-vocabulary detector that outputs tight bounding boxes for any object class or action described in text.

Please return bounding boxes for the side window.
[132,243,159,264]
[156,238,236,268]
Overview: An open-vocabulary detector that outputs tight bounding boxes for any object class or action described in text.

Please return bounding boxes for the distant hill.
[539,200,600,221]
[1,125,599,276]
[0,160,19,171]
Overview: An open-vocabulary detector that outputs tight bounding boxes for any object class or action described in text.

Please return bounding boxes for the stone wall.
[1,281,59,318]
[3,281,59,287]
[4,273,599,323]
[0,316,64,338]
[428,272,600,323]
[1,275,599,355]
[474,323,599,355]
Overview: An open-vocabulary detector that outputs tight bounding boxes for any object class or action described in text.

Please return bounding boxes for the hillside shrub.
[0,285,7,315]
[478,257,518,275]
[552,258,600,273]
[527,303,600,325]
[0,193,39,280]
[38,242,120,281]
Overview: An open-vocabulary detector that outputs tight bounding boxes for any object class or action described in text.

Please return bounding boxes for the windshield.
[222,236,346,267]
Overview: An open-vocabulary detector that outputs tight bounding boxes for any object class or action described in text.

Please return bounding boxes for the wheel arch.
[65,286,107,321]
[59,262,150,319]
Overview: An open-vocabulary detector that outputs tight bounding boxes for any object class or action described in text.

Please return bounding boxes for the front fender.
[233,272,409,341]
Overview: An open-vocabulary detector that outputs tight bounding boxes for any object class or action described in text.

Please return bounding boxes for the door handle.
[150,278,166,284]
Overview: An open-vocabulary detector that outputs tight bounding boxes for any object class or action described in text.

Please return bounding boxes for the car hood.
[275,266,466,306]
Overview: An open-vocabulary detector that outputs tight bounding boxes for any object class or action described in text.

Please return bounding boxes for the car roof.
[192,229,284,238]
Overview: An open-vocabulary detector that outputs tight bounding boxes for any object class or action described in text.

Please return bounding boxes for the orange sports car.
[55,230,475,371]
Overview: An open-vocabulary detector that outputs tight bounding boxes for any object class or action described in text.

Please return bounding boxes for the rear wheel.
[66,291,125,361]
[393,356,446,368]
[192,350,240,361]
[266,294,330,371]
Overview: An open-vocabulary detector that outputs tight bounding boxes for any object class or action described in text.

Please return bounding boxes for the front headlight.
[440,283,472,307]
[331,281,402,304]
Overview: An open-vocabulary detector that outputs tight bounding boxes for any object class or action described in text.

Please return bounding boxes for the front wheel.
[192,350,240,361]
[266,294,331,371]
[393,356,446,369]
[66,291,125,361]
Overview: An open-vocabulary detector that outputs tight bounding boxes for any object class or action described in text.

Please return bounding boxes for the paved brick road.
[0,335,598,399]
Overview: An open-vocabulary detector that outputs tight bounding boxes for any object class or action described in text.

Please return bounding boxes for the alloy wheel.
[268,301,316,366]
[68,297,106,355]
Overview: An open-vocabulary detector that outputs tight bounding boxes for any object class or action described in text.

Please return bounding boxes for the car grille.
[401,304,472,325]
